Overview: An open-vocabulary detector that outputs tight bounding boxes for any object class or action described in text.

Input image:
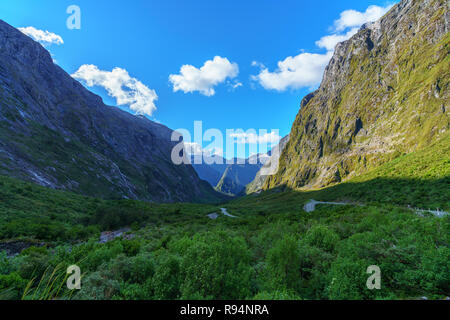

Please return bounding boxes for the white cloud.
[184,142,223,157]
[252,4,393,91]
[208,147,224,157]
[227,80,243,91]
[251,52,333,91]
[251,61,265,68]
[230,132,281,144]
[231,81,243,89]
[249,152,271,165]
[316,4,392,51]
[72,65,158,116]
[315,27,359,51]
[334,4,393,31]
[184,142,203,156]
[169,56,239,96]
[18,26,64,46]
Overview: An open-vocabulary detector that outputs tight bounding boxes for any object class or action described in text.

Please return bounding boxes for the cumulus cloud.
[334,4,393,31]
[252,4,393,91]
[72,65,158,116]
[169,56,239,96]
[18,26,64,46]
[315,28,359,51]
[230,131,281,144]
[251,52,333,91]
[316,4,392,52]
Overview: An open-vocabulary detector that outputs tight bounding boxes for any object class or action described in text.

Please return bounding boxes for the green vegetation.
[0,134,448,300]
[234,133,450,213]
[266,1,449,190]
[0,0,447,301]
[0,120,221,204]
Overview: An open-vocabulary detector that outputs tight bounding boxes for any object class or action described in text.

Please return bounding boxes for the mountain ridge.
[246,135,289,194]
[214,157,264,196]
[264,0,449,191]
[0,19,222,203]
[191,153,270,196]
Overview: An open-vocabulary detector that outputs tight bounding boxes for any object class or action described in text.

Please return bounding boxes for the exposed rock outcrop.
[215,156,265,196]
[246,135,290,194]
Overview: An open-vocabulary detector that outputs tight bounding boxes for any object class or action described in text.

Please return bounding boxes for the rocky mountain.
[190,152,269,196]
[190,154,228,188]
[192,161,225,188]
[264,0,449,191]
[214,156,265,196]
[0,20,222,203]
[246,135,289,194]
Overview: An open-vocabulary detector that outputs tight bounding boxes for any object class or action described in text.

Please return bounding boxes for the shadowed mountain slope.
[0,20,222,203]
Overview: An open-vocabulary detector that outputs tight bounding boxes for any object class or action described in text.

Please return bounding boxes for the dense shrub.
[178,231,253,300]
[74,270,120,300]
[0,273,27,300]
[152,253,182,300]
[90,204,148,230]
[304,225,340,253]
[264,235,301,292]
[0,165,448,300]
[253,290,302,300]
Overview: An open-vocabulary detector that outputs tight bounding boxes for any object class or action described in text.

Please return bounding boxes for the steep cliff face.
[215,156,265,196]
[0,20,221,203]
[246,135,289,194]
[192,161,226,188]
[265,0,449,190]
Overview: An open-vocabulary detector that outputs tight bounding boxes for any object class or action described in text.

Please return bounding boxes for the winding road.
[207,208,238,219]
[303,199,449,218]
[221,208,238,218]
[303,199,353,213]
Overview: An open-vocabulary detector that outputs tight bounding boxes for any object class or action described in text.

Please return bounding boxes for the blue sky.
[0,0,394,159]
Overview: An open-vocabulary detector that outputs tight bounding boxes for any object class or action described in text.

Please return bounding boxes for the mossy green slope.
[233,132,450,213]
[0,173,220,242]
[2,129,446,243]
[0,135,448,300]
[265,0,449,191]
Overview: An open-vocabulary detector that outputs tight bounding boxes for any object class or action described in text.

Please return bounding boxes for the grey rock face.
[246,135,290,194]
[191,154,228,187]
[0,20,220,203]
[191,152,269,196]
[214,156,265,196]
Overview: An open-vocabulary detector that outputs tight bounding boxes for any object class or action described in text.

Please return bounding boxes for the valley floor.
[0,135,449,300]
